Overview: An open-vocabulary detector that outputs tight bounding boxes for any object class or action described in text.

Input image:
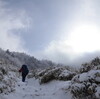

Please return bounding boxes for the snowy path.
[3,78,72,99]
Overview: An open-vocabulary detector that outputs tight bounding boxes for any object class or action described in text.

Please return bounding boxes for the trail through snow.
[3,78,72,99]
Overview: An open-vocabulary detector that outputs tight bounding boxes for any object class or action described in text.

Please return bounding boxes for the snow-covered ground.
[2,78,72,99]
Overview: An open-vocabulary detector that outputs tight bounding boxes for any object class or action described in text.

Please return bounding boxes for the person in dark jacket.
[19,64,29,82]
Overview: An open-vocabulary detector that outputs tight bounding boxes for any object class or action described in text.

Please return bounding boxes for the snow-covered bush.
[63,57,100,99]
[59,70,76,81]
[27,69,37,78]
[80,57,100,73]
[0,65,8,81]
[1,76,16,94]
[0,64,18,94]
[0,71,4,81]
[35,66,76,84]
[70,70,100,99]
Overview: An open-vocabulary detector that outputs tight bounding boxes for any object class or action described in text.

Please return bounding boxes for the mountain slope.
[0,48,58,69]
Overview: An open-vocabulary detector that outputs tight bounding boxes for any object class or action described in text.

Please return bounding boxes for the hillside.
[0,48,60,69]
[0,49,100,99]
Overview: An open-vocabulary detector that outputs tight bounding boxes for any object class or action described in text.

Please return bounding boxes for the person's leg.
[22,71,29,82]
[22,73,26,82]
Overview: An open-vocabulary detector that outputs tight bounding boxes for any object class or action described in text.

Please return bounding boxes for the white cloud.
[81,0,96,17]
[0,0,30,52]
[40,37,100,66]
[41,40,80,65]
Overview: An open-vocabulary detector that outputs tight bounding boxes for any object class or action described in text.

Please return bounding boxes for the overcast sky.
[0,0,100,66]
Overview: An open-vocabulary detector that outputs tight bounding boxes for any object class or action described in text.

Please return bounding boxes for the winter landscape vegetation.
[0,48,100,99]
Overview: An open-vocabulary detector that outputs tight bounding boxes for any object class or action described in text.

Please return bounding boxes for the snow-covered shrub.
[35,67,53,78]
[1,76,16,94]
[36,66,76,84]
[80,57,100,73]
[63,57,100,99]
[70,70,100,99]
[39,71,55,84]
[0,63,17,94]
[0,76,16,94]
[0,71,4,81]
[0,65,8,75]
[37,67,61,84]
[95,87,100,98]
[27,69,36,78]
[0,67,7,75]
[0,66,7,81]
[58,70,76,81]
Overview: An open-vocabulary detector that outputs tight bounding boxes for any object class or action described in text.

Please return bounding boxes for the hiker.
[19,64,29,82]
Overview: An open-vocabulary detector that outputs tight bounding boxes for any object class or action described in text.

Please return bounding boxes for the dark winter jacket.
[19,65,29,74]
